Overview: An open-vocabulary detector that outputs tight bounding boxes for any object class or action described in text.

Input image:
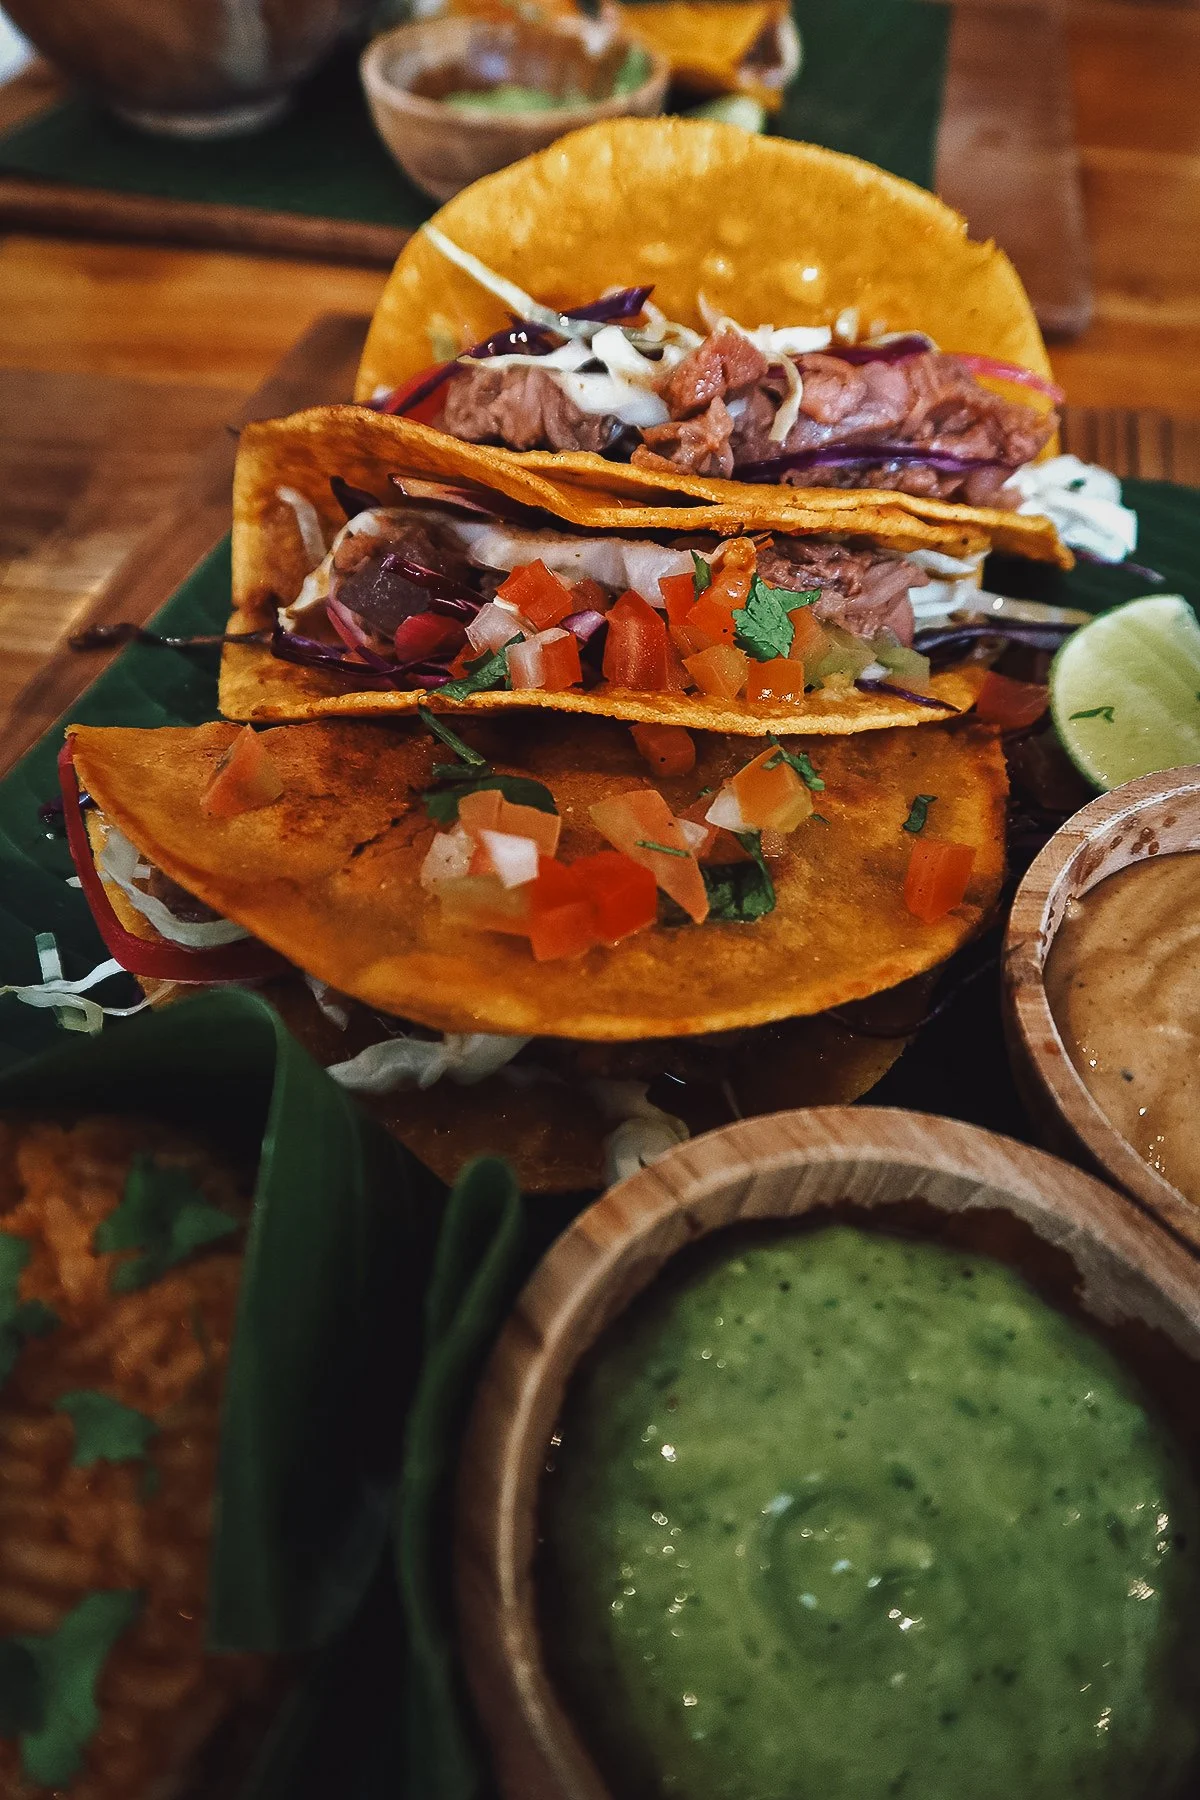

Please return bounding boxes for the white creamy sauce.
[1005,455,1138,562]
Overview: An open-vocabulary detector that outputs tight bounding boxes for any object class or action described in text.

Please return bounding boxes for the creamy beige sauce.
[1045,852,1200,1203]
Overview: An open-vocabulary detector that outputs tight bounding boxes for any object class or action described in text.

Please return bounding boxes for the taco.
[354,119,1069,563]
[223,404,991,733]
[59,714,1005,1183]
[618,2,801,110]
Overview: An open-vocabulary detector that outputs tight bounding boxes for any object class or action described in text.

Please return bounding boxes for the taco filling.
[372,230,1060,509]
[270,485,985,708]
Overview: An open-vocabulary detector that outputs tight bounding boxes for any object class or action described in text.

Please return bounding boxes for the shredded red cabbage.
[561,285,654,322]
[855,677,961,712]
[331,476,382,518]
[913,620,1076,664]
[271,625,454,689]
[375,552,482,619]
[826,335,932,365]
[1072,546,1165,584]
[737,444,1008,482]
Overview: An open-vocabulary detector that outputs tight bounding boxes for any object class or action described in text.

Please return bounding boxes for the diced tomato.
[666,646,691,692]
[571,851,658,944]
[746,658,806,704]
[903,838,977,923]
[630,723,696,776]
[570,577,609,614]
[497,560,576,630]
[707,537,757,609]
[602,592,671,690]
[659,571,697,629]
[974,670,1049,730]
[732,747,813,834]
[788,606,827,663]
[200,727,284,820]
[590,789,708,923]
[392,611,464,663]
[506,636,545,689]
[529,900,599,961]
[457,787,505,837]
[494,797,561,856]
[437,874,531,935]
[684,644,750,698]
[684,593,737,647]
[539,628,583,692]
[446,645,474,677]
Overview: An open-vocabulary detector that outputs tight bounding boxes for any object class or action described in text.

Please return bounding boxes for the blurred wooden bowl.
[454,1106,1200,1800]
[360,15,669,203]
[1004,767,1200,1250]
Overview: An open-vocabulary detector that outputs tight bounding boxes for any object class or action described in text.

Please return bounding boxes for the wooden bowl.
[1004,766,1200,1250]
[360,16,669,204]
[455,1106,1200,1800]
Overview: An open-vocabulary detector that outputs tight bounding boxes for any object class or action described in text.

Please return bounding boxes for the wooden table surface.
[1,0,1198,765]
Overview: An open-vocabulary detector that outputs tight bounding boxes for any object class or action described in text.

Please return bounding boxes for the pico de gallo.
[272,484,986,709]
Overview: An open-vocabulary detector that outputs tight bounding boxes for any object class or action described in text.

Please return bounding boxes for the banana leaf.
[0,988,441,1655]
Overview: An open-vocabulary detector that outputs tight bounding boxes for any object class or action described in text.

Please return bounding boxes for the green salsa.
[541,1225,1200,1799]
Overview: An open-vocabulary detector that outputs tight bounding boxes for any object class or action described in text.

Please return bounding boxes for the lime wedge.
[1050,594,1200,790]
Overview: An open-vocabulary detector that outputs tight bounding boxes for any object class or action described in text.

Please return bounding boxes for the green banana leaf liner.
[0,987,440,1656]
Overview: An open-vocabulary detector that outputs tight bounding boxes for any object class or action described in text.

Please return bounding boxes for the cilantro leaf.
[56,1391,158,1470]
[702,831,777,921]
[416,705,488,768]
[94,1156,239,1294]
[439,642,515,702]
[8,1591,141,1787]
[902,794,937,835]
[732,577,799,661]
[765,734,825,791]
[421,772,558,826]
[691,552,711,594]
[1069,705,1115,723]
[0,1233,58,1391]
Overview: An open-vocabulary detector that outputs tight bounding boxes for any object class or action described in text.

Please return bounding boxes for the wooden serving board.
[0,310,370,778]
[0,12,1090,337]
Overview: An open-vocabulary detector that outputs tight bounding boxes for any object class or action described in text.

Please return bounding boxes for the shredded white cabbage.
[304,973,350,1031]
[478,335,673,426]
[327,1032,531,1093]
[278,507,393,629]
[1004,455,1137,563]
[276,486,328,570]
[0,933,147,1036]
[422,225,595,339]
[905,548,987,622]
[96,826,249,948]
[453,519,692,599]
[769,353,804,444]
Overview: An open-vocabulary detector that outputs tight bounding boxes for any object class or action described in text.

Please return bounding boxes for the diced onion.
[420,824,474,890]
[507,636,546,689]
[705,786,747,831]
[468,600,531,655]
[276,486,328,570]
[479,830,540,889]
[677,819,710,852]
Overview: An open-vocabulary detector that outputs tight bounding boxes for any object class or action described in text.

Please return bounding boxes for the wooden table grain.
[0,0,1197,765]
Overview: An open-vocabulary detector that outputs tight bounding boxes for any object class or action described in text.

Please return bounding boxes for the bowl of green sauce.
[456,1108,1200,1800]
[360,14,669,203]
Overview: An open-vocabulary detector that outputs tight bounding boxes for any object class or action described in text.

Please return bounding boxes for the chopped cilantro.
[56,1391,157,1471]
[635,839,689,858]
[811,813,830,825]
[4,1591,141,1786]
[691,552,712,594]
[902,794,937,835]
[733,576,804,661]
[421,772,557,826]
[702,831,776,921]
[0,1233,58,1391]
[416,704,487,768]
[1069,704,1115,723]
[765,734,825,790]
[1067,476,1087,491]
[94,1156,239,1294]
[439,641,515,702]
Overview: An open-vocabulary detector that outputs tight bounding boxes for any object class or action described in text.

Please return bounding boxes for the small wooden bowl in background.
[455,1107,1200,1800]
[1004,766,1200,1251]
[360,15,669,203]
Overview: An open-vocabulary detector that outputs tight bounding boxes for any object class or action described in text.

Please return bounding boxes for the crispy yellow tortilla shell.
[618,2,796,108]
[223,404,987,734]
[353,118,1065,562]
[69,714,1006,1041]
